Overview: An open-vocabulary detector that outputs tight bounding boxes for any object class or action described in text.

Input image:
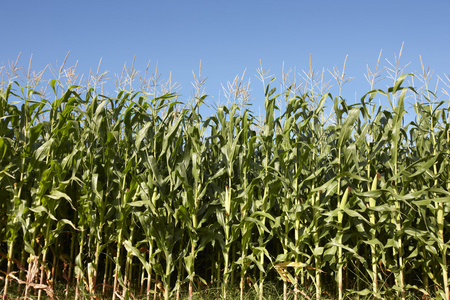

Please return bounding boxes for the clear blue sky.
[1,1,449,117]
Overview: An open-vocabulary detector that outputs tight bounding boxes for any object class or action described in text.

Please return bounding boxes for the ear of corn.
[2,58,450,300]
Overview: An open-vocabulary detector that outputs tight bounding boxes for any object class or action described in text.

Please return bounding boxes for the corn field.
[1,55,450,300]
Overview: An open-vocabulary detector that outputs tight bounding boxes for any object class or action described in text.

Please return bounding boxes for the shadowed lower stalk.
[147,241,154,300]
[122,221,135,299]
[75,224,85,300]
[112,216,124,300]
[37,219,52,300]
[102,245,110,298]
[3,236,15,298]
[67,230,76,299]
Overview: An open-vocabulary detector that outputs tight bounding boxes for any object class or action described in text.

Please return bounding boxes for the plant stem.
[368,173,379,297]
[38,219,51,300]
[2,239,14,298]
[75,224,85,300]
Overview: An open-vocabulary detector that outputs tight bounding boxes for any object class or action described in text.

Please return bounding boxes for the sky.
[1,1,450,118]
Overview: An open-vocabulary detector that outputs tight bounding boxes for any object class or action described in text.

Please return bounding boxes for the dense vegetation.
[1,56,450,300]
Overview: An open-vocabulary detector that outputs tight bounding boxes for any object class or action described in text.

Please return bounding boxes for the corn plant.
[2,56,450,300]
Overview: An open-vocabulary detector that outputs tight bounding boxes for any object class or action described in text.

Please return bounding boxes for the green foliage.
[1,71,450,300]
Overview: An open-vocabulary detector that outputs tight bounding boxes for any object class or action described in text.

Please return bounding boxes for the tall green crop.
[2,62,450,300]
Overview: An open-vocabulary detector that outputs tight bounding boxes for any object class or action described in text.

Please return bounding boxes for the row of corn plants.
[1,70,450,300]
